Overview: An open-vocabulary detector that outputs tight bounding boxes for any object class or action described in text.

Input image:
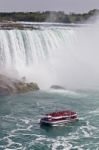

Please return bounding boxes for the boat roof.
[46,110,77,117]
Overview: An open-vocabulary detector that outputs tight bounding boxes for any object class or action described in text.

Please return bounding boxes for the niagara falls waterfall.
[0,25,99,89]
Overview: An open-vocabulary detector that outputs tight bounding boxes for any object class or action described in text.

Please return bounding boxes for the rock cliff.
[0,74,39,95]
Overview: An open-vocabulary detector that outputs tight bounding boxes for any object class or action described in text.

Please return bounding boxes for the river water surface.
[0,89,99,150]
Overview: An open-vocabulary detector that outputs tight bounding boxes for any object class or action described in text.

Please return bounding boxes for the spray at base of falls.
[0,25,99,90]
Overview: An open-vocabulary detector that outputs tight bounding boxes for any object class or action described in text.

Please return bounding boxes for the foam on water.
[89,109,99,115]
[1,88,99,149]
[1,113,98,150]
[0,116,99,150]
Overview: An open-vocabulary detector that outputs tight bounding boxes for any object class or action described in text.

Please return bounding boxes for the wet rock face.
[14,81,39,93]
[0,74,39,96]
[50,85,65,90]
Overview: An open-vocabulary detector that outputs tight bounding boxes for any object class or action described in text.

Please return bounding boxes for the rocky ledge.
[0,74,39,96]
[50,85,65,90]
[0,22,40,30]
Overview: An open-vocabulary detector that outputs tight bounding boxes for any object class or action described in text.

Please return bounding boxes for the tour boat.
[40,110,78,125]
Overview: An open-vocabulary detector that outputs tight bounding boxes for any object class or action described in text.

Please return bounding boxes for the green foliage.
[0,9,98,23]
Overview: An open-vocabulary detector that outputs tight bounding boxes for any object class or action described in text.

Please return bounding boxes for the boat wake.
[0,112,98,150]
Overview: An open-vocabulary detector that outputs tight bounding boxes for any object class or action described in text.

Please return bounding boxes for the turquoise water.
[0,89,99,150]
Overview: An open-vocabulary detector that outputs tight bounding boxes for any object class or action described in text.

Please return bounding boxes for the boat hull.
[40,118,78,126]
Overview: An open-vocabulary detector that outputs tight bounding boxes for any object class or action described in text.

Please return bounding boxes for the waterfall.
[0,25,99,89]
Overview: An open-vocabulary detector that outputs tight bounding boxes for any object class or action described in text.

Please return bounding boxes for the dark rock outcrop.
[14,81,39,93]
[0,74,39,95]
[50,85,65,90]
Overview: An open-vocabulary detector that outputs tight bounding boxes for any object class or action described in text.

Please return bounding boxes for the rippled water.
[0,89,99,150]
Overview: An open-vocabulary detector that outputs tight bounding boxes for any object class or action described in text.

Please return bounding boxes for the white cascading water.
[0,25,99,89]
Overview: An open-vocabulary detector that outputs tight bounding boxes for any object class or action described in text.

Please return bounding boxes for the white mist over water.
[0,24,99,90]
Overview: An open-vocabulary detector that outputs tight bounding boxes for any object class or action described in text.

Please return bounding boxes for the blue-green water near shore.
[0,89,99,150]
